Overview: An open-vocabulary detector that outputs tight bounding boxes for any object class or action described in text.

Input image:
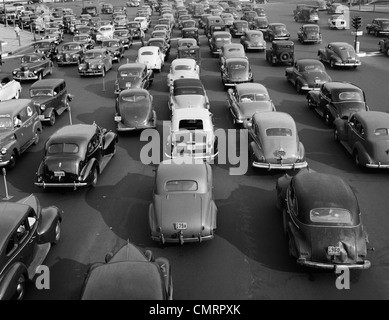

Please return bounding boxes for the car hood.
[263,137,299,163]
[228,69,249,80]
[155,193,203,235]
[31,96,53,104]
[214,39,231,48]
[118,101,151,126]
[303,31,320,38]
[301,71,330,84]
[60,50,81,55]
[117,77,142,89]
[238,102,273,119]
[43,155,82,175]
[310,226,359,264]
[333,102,366,118]
[0,131,14,145]
[19,63,37,71]
[173,95,206,108]
[335,48,357,61]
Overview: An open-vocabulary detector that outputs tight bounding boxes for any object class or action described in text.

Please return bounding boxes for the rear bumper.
[152,233,214,244]
[297,258,371,270]
[79,70,104,76]
[35,182,88,189]
[366,163,389,168]
[335,61,361,67]
[252,161,308,170]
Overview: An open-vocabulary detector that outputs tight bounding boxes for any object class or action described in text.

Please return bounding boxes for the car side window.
[6,234,18,256]
[16,220,29,243]
[87,134,100,155]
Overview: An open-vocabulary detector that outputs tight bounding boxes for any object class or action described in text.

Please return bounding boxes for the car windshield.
[120,69,140,77]
[64,44,81,50]
[121,94,147,102]
[21,55,39,63]
[74,36,88,41]
[30,89,53,96]
[165,180,198,192]
[240,93,268,102]
[304,26,319,32]
[375,128,389,136]
[249,33,262,39]
[114,31,128,36]
[175,65,192,71]
[338,91,363,101]
[47,143,79,154]
[266,128,292,136]
[85,52,103,59]
[310,208,352,224]
[380,21,389,28]
[128,23,139,28]
[103,41,119,47]
[229,63,246,70]
[274,25,286,32]
[100,27,112,32]
[0,117,12,130]
[141,51,154,56]
[179,119,203,130]
[215,36,231,41]
[174,87,204,95]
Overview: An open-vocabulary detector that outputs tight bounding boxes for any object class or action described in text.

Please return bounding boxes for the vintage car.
[35,123,117,189]
[0,194,61,300]
[318,42,361,68]
[285,59,331,93]
[154,23,171,35]
[167,58,200,89]
[199,13,212,29]
[81,242,172,300]
[177,14,192,29]
[224,7,239,20]
[240,30,266,51]
[366,18,389,37]
[294,7,319,23]
[73,24,93,36]
[264,23,290,42]
[209,31,232,56]
[100,39,124,63]
[166,108,218,161]
[221,57,253,89]
[227,83,276,125]
[134,16,149,31]
[29,79,73,126]
[265,40,294,66]
[136,46,165,73]
[378,38,389,56]
[169,78,210,112]
[177,45,201,68]
[73,33,95,49]
[219,43,247,67]
[0,73,21,102]
[193,3,205,18]
[177,38,198,48]
[95,25,115,42]
[114,89,156,132]
[230,20,249,37]
[113,14,129,29]
[101,3,114,14]
[334,111,389,169]
[0,99,42,168]
[250,16,269,33]
[147,38,170,61]
[149,159,217,245]
[113,29,133,49]
[328,14,347,30]
[157,17,173,32]
[327,2,345,14]
[276,169,371,270]
[307,82,369,125]
[114,63,154,95]
[12,53,53,82]
[127,21,141,39]
[241,10,258,27]
[220,13,234,27]
[55,42,86,66]
[206,20,227,39]
[244,111,307,170]
[32,39,59,60]
[41,27,64,45]
[78,48,113,77]
[182,27,200,45]
[126,0,140,6]
[297,24,322,44]
[150,30,170,44]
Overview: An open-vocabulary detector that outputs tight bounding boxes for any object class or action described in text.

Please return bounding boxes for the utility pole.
[351,16,362,53]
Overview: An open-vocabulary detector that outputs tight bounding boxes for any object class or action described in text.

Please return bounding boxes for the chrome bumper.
[35,181,88,189]
[297,258,371,270]
[252,161,308,170]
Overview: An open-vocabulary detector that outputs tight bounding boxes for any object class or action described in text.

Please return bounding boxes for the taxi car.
[240,30,266,51]
[29,79,73,126]
[114,89,157,132]
[297,24,322,44]
[55,42,86,66]
[334,111,389,169]
[0,73,21,102]
[0,194,61,300]
[166,108,218,162]
[35,123,118,189]
[264,23,290,42]
[167,58,200,89]
[100,39,124,63]
[244,112,307,170]
[149,159,217,245]
[209,31,232,56]
[81,242,173,300]
[114,63,154,95]
[366,18,389,37]
[221,57,253,89]
[276,169,371,270]
[136,46,165,73]
[169,78,210,112]
[78,48,113,77]
[0,99,42,168]
[306,82,369,126]
[285,59,331,93]
[227,83,275,125]
[12,53,53,82]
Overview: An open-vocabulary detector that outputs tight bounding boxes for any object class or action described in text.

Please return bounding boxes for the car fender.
[298,141,306,160]
[250,140,264,160]
[324,104,337,119]
[285,67,293,79]
[306,91,319,104]
[352,142,371,166]
[330,54,341,63]
[296,76,307,87]
[317,48,325,57]
[333,118,348,140]
[287,220,309,259]
[80,158,98,181]
[148,203,157,232]
[103,131,118,151]
[38,205,62,244]
[275,175,292,210]
[0,263,28,300]
[154,257,172,299]
[42,107,55,119]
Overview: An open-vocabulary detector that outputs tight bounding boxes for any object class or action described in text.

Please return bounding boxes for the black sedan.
[35,123,118,189]
[114,63,154,95]
[276,169,371,271]
[221,57,253,89]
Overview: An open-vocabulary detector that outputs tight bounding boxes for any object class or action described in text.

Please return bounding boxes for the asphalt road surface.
[1,0,389,300]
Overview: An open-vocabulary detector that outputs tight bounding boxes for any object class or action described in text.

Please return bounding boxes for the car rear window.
[120,70,140,77]
[310,208,352,224]
[30,89,53,97]
[374,128,389,136]
[179,119,203,130]
[266,128,292,136]
[0,117,12,129]
[240,93,268,102]
[165,180,198,192]
[175,65,192,71]
[141,51,154,56]
[48,143,79,154]
[175,87,204,95]
[338,92,363,101]
[121,94,147,102]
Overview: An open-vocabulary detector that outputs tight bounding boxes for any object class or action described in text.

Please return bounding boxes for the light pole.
[3,1,8,27]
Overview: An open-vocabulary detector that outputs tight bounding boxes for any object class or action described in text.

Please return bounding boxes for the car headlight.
[98,65,102,69]
[33,70,37,74]
[12,71,17,75]
[1,148,7,155]
[40,104,46,111]
[72,54,78,59]
[78,66,83,70]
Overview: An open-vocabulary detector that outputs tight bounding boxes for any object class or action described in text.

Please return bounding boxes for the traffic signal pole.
[351,16,362,53]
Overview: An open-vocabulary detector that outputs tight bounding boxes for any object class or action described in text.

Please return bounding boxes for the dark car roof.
[329,42,353,48]
[226,57,249,65]
[173,78,203,88]
[30,78,65,89]
[296,58,324,67]
[81,261,165,300]
[324,81,362,92]
[0,99,33,116]
[236,83,268,95]
[354,111,389,133]
[0,202,30,252]
[293,172,360,225]
[47,124,97,145]
[118,63,145,72]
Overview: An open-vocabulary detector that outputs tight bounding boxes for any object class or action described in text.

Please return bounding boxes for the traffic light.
[352,16,362,30]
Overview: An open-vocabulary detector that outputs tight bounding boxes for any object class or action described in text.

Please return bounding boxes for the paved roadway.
[1,0,389,300]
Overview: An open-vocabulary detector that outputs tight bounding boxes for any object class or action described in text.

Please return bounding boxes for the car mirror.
[243,119,252,129]
[105,252,113,263]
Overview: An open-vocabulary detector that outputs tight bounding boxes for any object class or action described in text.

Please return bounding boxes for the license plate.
[175,222,187,230]
[54,171,65,177]
[125,82,131,88]
[114,116,122,122]
[328,246,341,256]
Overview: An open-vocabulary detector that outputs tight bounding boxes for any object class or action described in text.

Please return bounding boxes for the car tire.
[295,82,302,94]
[354,151,361,168]
[8,151,17,169]
[386,48,389,56]
[330,60,335,68]
[280,52,290,62]
[33,129,40,145]
[91,167,99,187]
[49,112,56,126]
[14,274,26,300]
[53,220,61,244]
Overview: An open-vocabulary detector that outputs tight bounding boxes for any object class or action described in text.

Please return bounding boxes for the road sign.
[351,31,363,36]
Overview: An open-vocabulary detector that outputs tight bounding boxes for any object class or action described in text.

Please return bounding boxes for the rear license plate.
[328,246,341,256]
[175,222,187,230]
[54,171,65,177]
[114,116,122,121]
